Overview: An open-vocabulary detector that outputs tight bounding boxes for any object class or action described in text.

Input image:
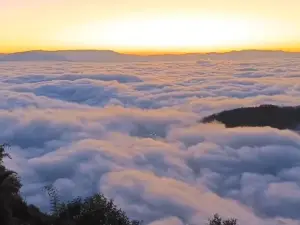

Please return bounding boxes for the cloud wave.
[1,59,300,225]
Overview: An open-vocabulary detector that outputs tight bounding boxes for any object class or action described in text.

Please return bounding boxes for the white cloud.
[1,59,300,224]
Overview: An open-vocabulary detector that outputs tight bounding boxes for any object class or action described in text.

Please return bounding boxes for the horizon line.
[2,48,300,56]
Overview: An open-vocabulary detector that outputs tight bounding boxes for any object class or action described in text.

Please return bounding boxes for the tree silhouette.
[0,144,238,225]
[0,144,22,225]
[208,214,238,225]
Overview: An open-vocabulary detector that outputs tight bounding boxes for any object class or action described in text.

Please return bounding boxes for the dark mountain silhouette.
[0,51,67,61]
[201,105,300,130]
[1,50,300,62]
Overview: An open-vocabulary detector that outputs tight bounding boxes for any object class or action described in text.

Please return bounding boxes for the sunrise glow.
[1,0,300,53]
[55,16,257,52]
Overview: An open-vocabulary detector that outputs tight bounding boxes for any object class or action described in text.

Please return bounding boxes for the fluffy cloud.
[1,59,300,224]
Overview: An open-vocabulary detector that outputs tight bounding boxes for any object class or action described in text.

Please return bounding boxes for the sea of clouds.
[1,58,300,225]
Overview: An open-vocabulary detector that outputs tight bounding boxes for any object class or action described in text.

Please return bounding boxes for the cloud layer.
[1,59,300,225]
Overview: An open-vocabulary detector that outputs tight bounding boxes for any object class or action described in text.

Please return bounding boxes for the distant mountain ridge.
[0,50,300,62]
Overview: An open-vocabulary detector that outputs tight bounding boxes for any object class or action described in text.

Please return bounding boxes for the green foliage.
[0,144,238,225]
[0,144,11,163]
[0,144,142,225]
[208,214,238,225]
[44,184,61,217]
[43,183,143,225]
[0,144,22,225]
[49,193,142,225]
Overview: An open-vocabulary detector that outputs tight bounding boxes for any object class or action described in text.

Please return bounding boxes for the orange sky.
[1,0,300,53]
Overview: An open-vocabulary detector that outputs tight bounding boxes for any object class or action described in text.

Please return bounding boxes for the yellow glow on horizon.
[1,0,300,53]
[55,16,253,51]
[48,15,300,53]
